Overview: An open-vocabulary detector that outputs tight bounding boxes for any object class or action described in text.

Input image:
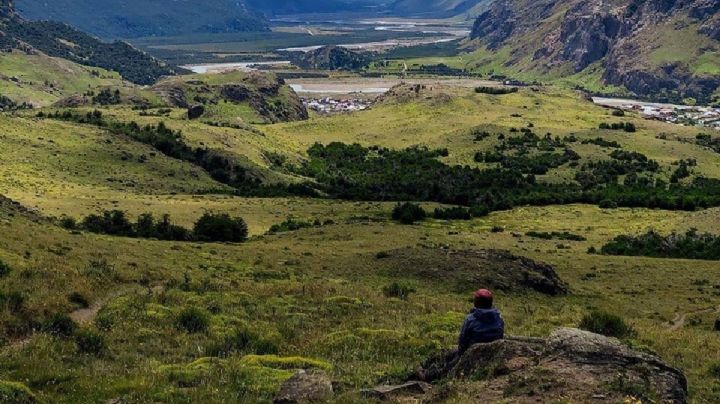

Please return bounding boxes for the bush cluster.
[475,86,519,95]
[392,203,426,224]
[579,311,635,339]
[433,207,472,220]
[599,229,720,260]
[382,282,416,300]
[599,122,636,132]
[176,307,211,333]
[525,231,586,241]
[67,210,248,243]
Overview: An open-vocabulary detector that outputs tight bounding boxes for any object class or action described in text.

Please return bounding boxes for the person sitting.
[416,288,506,382]
[458,288,505,354]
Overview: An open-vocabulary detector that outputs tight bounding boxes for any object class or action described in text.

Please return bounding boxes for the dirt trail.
[666,305,720,331]
[6,287,143,351]
[69,287,145,324]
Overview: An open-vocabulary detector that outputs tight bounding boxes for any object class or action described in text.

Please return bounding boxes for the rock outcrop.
[274,370,333,404]
[285,45,370,72]
[153,72,308,123]
[470,0,720,103]
[373,247,570,296]
[415,328,688,403]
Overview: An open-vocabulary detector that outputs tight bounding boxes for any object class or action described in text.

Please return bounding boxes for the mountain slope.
[15,0,269,39]
[0,50,128,106]
[391,0,492,18]
[246,0,385,16]
[0,0,181,85]
[468,0,720,103]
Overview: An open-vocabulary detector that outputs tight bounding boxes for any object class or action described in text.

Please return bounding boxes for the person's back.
[417,289,505,382]
[458,289,504,353]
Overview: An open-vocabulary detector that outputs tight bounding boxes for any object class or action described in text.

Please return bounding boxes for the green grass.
[2,78,720,401]
[0,51,126,106]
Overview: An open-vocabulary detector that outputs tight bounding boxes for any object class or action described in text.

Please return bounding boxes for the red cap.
[474,289,493,299]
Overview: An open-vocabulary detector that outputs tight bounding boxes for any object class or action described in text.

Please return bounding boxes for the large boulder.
[417,328,687,403]
[273,370,333,404]
[360,381,430,401]
[187,104,205,120]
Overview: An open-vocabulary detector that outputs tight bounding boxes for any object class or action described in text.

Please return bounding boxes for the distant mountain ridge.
[15,0,269,39]
[469,0,720,103]
[247,0,386,16]
[391,0,492,18]
[0,0,181,85]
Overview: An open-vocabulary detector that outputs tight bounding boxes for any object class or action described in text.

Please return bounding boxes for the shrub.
[475,86,518,95]
[176,307,211,333]
[469,205,490,217]
[81,210,135,237]
[58,215,77,229]
[193,213,248,243]
[391,203,426,224]
[708,363,720,378]
[268,217,314,234]
[0,292,25,314]
[0,260,11,278]
[42,314,78,338]
[598,199,618,209]
[525,231,586,241]
[85,258,116,278]
[600,229,720,260]
[75,329,106,355]
[433,207,472,220]
[207,328,256,357]
[579,311,635,339]
[382,282,416,300]
[0,381,36,403]
[68,292,90,308]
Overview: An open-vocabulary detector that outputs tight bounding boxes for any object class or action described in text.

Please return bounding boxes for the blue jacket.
[458,308,505,353]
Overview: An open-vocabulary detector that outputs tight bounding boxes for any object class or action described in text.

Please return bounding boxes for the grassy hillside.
[0,51,127,106]
[2,71,720,401]
[16,0,269,39]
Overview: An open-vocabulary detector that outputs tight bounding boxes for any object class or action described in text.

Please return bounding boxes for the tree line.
[60,210,249,243]
[298,142,720,214]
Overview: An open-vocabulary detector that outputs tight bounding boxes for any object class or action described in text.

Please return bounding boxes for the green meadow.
[1,70,720,402]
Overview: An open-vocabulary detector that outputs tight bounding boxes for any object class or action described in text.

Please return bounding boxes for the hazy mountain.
[469,0,720,103]
[246,0,386,16]
[15,0,269,39]
[390,0,492,18]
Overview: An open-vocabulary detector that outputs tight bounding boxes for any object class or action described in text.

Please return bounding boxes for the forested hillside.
[16,0,269,39]
[0,0,181,85]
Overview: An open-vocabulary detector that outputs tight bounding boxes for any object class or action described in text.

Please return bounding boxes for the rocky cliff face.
[153,71,308,124]
[285,45,371,71]
[470,0,720,103]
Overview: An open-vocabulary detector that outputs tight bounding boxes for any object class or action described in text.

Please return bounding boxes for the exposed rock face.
[187,104,205,120]
[373,247,570,296]
[417,328,688,403]
[286,45,370,71]
[470,0,720,103]
[153,72,308,123]
[273,370,333,404]
[0,0,14,18]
